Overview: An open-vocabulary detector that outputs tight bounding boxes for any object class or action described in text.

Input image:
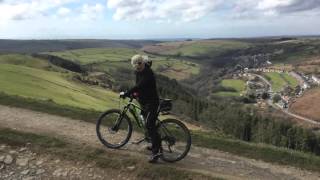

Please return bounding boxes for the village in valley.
[231,54,320,113]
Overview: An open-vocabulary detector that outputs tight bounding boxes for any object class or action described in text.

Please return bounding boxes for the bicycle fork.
[111,108,128,132]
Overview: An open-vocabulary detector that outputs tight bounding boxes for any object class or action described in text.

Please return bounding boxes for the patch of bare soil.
[291,88,320,122]
[142,45,178,54]
[0,105,320,180]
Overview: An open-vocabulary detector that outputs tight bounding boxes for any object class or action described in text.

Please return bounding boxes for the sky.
[0,0,320,39]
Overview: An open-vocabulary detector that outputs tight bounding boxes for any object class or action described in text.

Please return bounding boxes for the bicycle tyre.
[158,118,191,162]
[96,109,132,149]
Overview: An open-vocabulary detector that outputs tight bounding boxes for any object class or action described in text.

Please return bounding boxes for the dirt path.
[0,105,319,180]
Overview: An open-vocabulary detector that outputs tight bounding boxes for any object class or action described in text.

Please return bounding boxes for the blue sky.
[0,0,319,39]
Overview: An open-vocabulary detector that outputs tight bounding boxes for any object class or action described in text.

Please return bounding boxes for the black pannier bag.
[159,99,172,112]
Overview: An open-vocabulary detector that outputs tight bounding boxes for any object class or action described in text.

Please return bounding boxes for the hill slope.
[0,64,118,111]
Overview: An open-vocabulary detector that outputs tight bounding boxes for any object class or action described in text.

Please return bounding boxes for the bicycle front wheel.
[158,118,191,162]
[96,109,132,149]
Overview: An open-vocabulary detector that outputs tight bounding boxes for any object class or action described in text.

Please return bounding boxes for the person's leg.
[140,108,150,141]
[145,104,161,162]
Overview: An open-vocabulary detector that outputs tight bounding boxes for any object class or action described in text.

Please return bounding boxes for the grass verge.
[192,131,320,172]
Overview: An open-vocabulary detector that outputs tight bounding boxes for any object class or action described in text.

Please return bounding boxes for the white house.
[303,82,310,89]
[312,75,320,85]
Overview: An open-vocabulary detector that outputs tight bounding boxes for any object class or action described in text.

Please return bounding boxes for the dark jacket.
[128,66,159,105]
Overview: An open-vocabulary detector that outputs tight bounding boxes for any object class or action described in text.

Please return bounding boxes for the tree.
[294,85,301,95]
[261,91,270,99]
[272,94,281,103]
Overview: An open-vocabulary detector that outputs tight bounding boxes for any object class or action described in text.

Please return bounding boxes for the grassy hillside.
[264,72,298,92]
[45,48,138,65]
[0,54,60,71]
[0,64,118,111]
[270,39,320,64]
[143,40,251,59]
[152,58,200,80]
[0,39,159,53]
[44,48,201,80]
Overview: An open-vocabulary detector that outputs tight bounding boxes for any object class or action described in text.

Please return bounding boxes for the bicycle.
[96,93,192,162]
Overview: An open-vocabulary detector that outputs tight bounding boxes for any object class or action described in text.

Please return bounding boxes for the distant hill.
[0,39,160,53]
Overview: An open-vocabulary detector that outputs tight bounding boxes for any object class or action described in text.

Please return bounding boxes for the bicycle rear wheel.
[158,119,191,162]
[96,109,132,149]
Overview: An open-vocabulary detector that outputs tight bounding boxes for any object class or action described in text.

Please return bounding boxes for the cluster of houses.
[249,67,286,73]
[230,56,320,110]
[293,72,320,89]
[232,65,320,109]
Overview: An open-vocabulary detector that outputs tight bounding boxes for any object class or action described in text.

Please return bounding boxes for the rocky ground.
[0,144,133,180]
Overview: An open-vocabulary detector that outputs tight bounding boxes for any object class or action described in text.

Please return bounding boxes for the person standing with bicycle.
[122,54,161,163]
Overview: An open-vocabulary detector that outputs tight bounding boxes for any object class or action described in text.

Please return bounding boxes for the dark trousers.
[141,103,161,154]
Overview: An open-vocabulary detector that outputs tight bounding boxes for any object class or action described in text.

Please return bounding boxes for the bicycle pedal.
[131,138,146,144]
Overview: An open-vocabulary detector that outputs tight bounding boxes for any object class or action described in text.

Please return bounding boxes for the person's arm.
[127,71,153,95]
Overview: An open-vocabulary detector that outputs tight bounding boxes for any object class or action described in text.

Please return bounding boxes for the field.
[0,54,58,70]
[213,79,246,97]
[290,88,320,122]
[142,40,251,58]
[0,63,118,111]
[264,72,299,92]
[45,48,201,80]
[269,39,320,64]
[45,48,138,65]
[295,57,320,75]
[152,58,200,80]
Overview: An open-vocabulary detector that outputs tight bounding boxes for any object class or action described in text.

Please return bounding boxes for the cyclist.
[121,54,161,163]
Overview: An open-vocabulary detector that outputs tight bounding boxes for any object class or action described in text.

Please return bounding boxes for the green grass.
[213,91,241,96]
[158,40,251,58]
[45,48,138,65]
[192,131,320,172]
[264,72,298,92]
[0,54,65,72]
[282,73,299,87]
[45,48,200,80]
[152,58,200,80]
[221,79,246,92]
[0,64,118,111]
[0,92,101,123]
[214,79,246,97]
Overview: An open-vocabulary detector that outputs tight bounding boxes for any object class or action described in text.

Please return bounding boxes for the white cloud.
[80,3,104,20]
[257,0,294,10]
[106,0,320,22]
[0,0,76,23]
[57,7,71,17]
[107,0,223,22]
[232,0,320,18]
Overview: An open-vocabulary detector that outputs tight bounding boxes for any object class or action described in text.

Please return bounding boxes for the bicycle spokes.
[96,110,132,149]
[158,119,191,162]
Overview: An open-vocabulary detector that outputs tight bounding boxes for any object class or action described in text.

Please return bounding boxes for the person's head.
[142,55,152,67]
[131,54,146,72]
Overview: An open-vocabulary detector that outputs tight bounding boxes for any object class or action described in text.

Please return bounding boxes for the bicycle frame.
[116,97,173,143]
[120,98,146,129]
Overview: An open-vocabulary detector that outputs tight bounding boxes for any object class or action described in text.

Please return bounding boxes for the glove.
[119,91,126,99]
[119,91,130,99]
